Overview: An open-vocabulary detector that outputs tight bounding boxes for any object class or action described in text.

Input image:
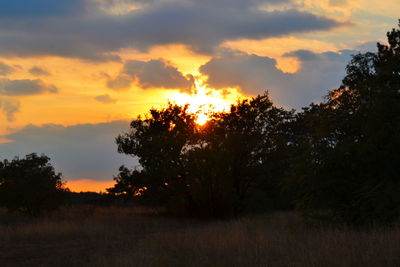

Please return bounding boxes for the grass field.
[1,206,399,267]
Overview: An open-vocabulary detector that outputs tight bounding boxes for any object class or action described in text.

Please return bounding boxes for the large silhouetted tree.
[111,94,292,217]
[0,153,68,216]
[184,94,293,216]
[112,21,400,223]
[287,21,400,225]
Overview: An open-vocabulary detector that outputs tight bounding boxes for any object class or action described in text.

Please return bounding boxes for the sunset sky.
[0,0,398,192]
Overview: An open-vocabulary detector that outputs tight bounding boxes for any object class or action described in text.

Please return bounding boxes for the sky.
[0,0,398,192]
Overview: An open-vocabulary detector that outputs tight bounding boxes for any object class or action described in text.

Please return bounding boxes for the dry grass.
[1,207,399,267]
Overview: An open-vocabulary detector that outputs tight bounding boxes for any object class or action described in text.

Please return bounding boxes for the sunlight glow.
[66,179,115,192]
[170,78,243,125]
[195,113,209,126]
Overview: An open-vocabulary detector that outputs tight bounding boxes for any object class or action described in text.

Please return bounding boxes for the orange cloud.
[0,45,212,136]
[222,37,339,73]
[117,44,211,76]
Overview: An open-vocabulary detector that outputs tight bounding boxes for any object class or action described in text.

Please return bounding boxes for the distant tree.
[287,21,400,225]
[0,153,68,216]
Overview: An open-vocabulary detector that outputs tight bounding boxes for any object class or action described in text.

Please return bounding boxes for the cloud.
[95,94,117,103]
[29,66,51,76]
[0,98,20,122]
[107,74,133,90]
[0,121,136,181]
[328,0,348,6]
[0,62,14,76]
[0,79,58,96]
[108,59,194,91]
[355,41,380,53]
[0,0,86,18]
[200,48,356,109]
[0,0,345,60]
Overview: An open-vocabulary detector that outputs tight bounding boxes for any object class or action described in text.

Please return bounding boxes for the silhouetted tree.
[0,153,68,216]
[107,166,149,203]
[185,94,293,216]
[112,21,400,222]
[114,104,197,210]
[287,21,400,225]
[112,94,292,217]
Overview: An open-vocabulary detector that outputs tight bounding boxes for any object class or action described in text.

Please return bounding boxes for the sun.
[169,78,243,125]
[195,113,209,126]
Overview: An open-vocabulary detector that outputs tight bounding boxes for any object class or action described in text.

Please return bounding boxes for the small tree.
[0,153,68,216]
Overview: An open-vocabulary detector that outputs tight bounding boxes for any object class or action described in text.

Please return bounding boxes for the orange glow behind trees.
[169,78,244,125]
[67,179,115,193]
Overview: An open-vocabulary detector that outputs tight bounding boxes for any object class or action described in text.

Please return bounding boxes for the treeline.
[108,22,400,225]
[1,23,400,225]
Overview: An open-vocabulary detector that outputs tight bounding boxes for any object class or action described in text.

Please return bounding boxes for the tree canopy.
[0,153,68,216]
[286,21,400,225]
[109,21,400,224]
[110,95,293,217]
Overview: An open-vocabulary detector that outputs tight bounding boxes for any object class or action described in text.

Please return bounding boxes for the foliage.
[110,95,293,217]
[66,191,113,206]
[113,104,197,209]
[287,21,400,225]
[184,95,293,216]
[110,21,400,224]
[0,153,68,216]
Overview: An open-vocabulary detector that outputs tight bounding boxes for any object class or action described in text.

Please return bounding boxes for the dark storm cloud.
[29,66,51,76]
[0,121,136,181]
[0,79,58,96]
[0,0,345,60]
[108,59,194,90]
[0,62,14,76]
[200,49,356,109]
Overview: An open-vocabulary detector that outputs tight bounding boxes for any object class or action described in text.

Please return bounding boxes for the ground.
[1,206,399,267]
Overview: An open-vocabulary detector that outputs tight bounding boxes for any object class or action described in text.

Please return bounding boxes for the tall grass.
[1,207,399,266]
